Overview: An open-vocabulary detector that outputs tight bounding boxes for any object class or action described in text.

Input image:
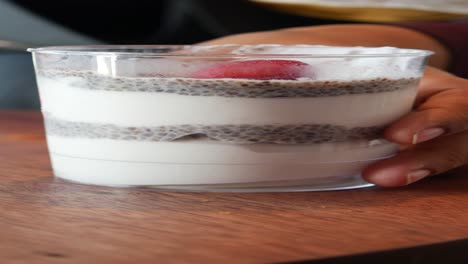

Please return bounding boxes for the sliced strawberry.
[191,59,310,80]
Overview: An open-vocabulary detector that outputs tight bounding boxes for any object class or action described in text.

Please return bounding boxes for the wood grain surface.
[0,110,467,264]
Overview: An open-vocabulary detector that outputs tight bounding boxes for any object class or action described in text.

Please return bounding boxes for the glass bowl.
[28,45,432,191]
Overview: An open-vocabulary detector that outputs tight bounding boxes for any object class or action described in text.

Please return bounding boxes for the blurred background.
[1,0,467,109]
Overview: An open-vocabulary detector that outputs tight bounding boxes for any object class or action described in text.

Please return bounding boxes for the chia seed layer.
[44,117,385,144]
[38,70,418,98]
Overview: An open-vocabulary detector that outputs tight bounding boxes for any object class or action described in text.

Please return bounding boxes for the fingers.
[386,86,468,145]
[374,68,468,187]
[363,131,468,187]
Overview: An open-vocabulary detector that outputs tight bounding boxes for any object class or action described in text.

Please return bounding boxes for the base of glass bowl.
[54,174,373,192]
[149,176,374,192]
[51,153,375,192]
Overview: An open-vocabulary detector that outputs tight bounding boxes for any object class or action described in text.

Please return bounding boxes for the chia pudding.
[29,45,432,191]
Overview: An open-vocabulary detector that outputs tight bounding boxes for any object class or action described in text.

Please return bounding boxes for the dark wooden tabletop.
[1,110,467,264]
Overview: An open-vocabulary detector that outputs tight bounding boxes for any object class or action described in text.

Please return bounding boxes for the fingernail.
[406,169,431,184]
[412,127,445,144]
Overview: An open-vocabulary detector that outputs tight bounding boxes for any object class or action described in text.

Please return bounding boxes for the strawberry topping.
[191,60,310,80]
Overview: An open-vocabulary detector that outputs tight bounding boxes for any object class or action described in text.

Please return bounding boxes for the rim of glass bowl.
[27,45,434,58]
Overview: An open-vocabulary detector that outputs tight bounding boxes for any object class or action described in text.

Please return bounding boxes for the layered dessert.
[30,45,431,190]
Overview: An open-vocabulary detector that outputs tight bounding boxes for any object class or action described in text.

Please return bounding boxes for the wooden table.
[1,110,467,264]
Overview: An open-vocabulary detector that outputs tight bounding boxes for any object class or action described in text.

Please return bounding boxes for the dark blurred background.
[1,0,349,109]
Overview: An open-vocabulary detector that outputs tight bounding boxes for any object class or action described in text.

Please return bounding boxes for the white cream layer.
[47,136,397,164]
[38,77,417,127]
[50,154,374,186]
[47,136,397,185]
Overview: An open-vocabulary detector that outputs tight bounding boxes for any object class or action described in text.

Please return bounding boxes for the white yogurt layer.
[51,154,373,187]
[47,136,397,164]
[38,76,418,127]
[47,136,397,186]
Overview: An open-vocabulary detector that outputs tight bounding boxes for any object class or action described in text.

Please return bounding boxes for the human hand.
[363,67,468,186]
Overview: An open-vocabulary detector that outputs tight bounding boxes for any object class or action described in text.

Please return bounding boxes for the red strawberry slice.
[191,60,310,80]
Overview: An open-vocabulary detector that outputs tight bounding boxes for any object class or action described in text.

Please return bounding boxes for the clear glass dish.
[28,45,432,192]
